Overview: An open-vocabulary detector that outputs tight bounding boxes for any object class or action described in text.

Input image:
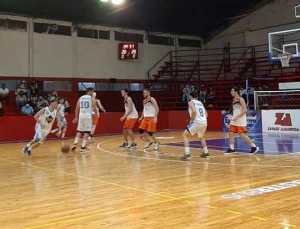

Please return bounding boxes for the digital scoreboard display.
[119,43,138,60]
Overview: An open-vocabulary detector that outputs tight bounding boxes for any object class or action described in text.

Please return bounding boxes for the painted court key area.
[221,179,300,200]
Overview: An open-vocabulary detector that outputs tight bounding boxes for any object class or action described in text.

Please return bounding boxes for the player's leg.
[139,118,152,149]
[80,118,92,153]
[181,129,192,161]
[22,129,46,158]
[225,125,237,154]
[197,123,210,158]
[89,115,98,143]
[71,132,81,151]
[148,118,159,151]
[238,129,259,154]
[126,118,137,148]
[120,119,129,148]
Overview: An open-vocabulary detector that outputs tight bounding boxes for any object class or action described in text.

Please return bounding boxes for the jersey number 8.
[199,108,204,117]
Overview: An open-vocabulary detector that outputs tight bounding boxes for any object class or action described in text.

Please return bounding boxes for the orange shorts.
[139,117,156,132]
[92,114,99,125]
[229,125,247,133]
[123,118,137,129]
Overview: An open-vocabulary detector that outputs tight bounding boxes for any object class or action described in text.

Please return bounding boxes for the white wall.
[205,0,300,49]
[0,14,201,80]
[0,30,29,76]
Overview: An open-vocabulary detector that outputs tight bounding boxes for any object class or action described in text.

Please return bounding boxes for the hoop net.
[278,53,292,67]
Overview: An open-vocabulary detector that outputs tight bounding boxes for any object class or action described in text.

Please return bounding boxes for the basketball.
[61,144,70,153]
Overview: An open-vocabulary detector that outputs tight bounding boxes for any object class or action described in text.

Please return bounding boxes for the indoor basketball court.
[1,130,300,228]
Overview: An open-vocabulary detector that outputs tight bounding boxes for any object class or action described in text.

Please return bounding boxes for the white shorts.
[187,122,207,137]
[77,118,92,132]
[34,125,50,143]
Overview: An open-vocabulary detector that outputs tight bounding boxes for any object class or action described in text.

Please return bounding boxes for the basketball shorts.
[187,122,207,137]
[123,118,137,129]
[77,118,92,132]
[139,117,156,132]
[34,125,50,143]
[92,114,99,125]
[229,124,247,133]
[60,117,67,127]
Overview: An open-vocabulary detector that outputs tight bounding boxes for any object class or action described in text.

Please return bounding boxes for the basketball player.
[138,88,160,151]
[71,88,97,153]
[22,98,60,158]
[226,87,259,154]
[181,91,209,160]
[50,98,67,139]
[89,92,106,143]
[120,88,138,148]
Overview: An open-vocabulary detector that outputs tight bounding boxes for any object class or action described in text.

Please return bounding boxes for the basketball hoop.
[278,53,293,67]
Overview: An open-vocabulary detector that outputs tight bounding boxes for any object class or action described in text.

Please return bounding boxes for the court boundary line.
[98,137,300,168]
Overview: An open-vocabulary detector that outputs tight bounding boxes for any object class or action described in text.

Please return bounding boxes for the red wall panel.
[0,111,222,142]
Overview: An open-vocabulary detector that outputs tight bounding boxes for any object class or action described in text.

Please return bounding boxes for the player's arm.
[188,101,196,123]
[34,108,46,127]
[234,98,247,121]
[205,108,208,118]
[73,99,80,123]
[150,97,159,117]
[97,99,106,113]
[91,97,97,114]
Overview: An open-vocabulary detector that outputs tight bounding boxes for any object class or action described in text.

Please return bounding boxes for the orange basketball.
[61,144,70,153]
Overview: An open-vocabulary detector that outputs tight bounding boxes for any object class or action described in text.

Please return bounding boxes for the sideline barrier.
[0,111,222,142]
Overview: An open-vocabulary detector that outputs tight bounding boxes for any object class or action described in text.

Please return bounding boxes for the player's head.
[92,92,97,98]
[49,98,58,109]
[1,83,5,89]
[189,91,198,100]
[121,88,129,97]
[231,87,240,97]
[59,98,65,104]
[143,88,151,99]
[86,87,94,96]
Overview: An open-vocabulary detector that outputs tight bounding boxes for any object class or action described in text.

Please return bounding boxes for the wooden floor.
[1,131,300,229]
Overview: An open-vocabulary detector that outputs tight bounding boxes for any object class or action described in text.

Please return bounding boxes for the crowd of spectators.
[182,84,216,108]
[0,80,70,116]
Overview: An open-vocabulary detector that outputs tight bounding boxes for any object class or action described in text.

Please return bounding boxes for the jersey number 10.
[81,101,90,109]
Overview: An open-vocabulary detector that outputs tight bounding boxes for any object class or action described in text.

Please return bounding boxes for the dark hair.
[232,86,240,94]
[86,87,93,93]
[144,88,150,92]
[190,90,198,99]
[122,88,129,93]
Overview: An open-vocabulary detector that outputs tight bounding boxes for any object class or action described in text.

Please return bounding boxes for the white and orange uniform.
[123,97,138,129]
[229,97,247,133]
[139,98,157,132]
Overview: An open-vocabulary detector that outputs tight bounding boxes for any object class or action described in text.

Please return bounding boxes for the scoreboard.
[119,43,138,60]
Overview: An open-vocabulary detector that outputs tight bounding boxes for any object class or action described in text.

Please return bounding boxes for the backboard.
[295,5,300,18]
[268,28,300,62]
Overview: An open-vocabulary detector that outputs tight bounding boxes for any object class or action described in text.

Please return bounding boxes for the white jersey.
[79,95,92,119]
[189,99,207,123]
[125,97,138,119]
[231,97,247,127]
[35,107,57,134]
[143,98,156,117]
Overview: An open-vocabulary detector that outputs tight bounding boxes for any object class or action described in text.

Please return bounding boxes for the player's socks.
[203,146,209,154]
[230,144,234,150]
[250,143,256,147]
[82,139,87,148]
[184,147,190,155]
[74,136,80,144]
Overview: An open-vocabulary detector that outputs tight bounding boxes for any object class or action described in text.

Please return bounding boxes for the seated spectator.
[36,96,48,112]
[207,88,216,108]
[240,86,247,102]
[30,80,39,97]
[0,101,3,116]
[0,83,9,105]
[248,86,255,106]
[199,85,206,102]
[16,80,30,99]
[29,96,38,113]
[52,91,59,99]
[15,91,27,111]
[59,98,71,114]
[182,85,190,102]
[21,103,34,116]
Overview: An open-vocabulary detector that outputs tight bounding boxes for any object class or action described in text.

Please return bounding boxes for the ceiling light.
[112,0,124,5]
[100,0,109,2]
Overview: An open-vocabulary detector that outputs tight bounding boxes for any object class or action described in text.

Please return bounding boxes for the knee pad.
[148,132,153,136]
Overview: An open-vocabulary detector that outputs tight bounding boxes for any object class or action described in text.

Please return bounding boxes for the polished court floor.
[1,131,300,229]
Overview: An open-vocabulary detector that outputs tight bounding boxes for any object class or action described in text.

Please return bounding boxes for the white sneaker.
[154,142,160,151]
[88,137,94,143]
[144,142,153,149]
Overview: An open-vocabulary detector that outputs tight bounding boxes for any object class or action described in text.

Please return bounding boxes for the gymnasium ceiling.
[0,0,271,39]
